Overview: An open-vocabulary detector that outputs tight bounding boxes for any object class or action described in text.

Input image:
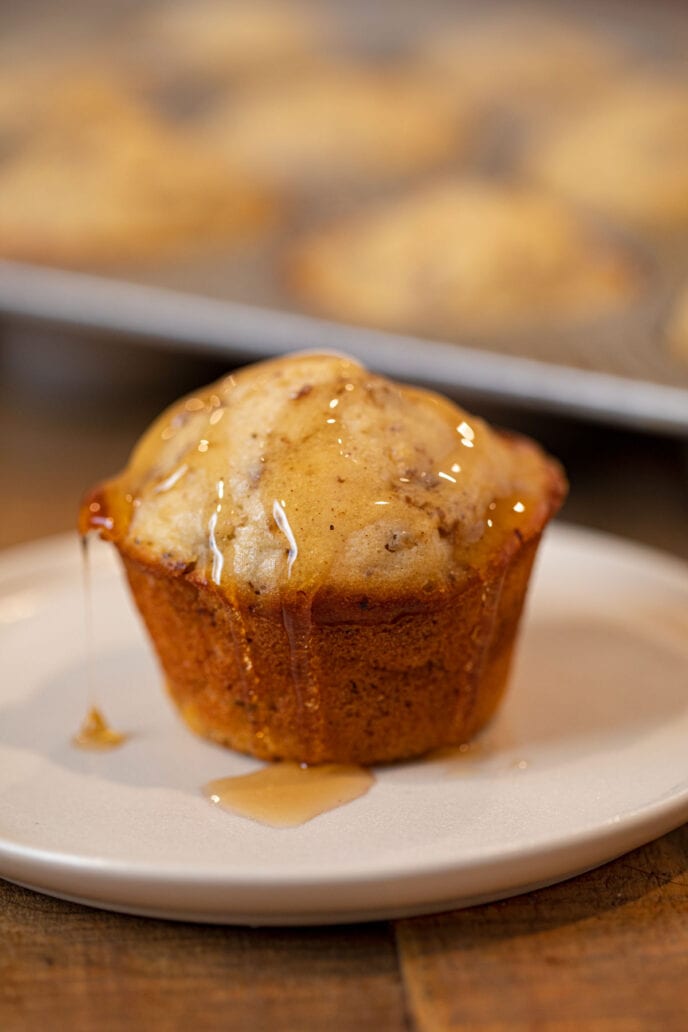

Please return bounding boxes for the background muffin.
[134,0,326,83]
[286,180,644,336]
[0,74,276,265]
[528,74,688,232]
[419,10,626,121]
[197,62,471,191]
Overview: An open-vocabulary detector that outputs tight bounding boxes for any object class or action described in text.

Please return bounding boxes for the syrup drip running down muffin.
[81,354,566,765]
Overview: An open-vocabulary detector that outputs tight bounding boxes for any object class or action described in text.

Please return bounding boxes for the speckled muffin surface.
[83,354,566,764]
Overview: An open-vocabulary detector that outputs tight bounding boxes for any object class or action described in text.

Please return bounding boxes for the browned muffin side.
[81,354,566,764]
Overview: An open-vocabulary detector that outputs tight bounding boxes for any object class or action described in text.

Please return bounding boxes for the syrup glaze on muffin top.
[82,353,560,605]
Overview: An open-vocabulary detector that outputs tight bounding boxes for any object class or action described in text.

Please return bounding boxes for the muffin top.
[528,74,688,230]
[198,62,468,190]
[86,354,563,601]
[0,74,274,265]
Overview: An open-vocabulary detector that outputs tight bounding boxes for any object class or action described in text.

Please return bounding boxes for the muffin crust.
[83,354,566,763]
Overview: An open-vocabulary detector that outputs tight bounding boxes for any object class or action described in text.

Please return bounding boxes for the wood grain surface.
[2,825,687,1031]
[397,828,688,1032]
[0,884,408,1031]
[1,340,687,1031]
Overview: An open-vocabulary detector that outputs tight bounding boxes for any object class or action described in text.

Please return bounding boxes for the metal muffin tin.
[0,0,687,433]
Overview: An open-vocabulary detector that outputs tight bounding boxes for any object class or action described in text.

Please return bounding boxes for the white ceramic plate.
[1,526,687,925]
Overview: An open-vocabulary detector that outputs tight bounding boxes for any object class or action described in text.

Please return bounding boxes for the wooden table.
[2,342,687,1031]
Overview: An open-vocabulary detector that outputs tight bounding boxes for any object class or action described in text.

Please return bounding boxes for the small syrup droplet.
[72,534,125,751]
[72,706,126,750]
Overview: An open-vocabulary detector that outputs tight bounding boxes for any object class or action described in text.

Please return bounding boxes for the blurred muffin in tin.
[134,0,327,83]
[0,74,276,266]
[286,180,644,337]
[197,62,471,191]
[82,353,566,766]
[419,11,626,120]
[528,74,688,232]
[665,283,688,363]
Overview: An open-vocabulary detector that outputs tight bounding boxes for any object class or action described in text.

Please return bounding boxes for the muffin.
[528,74,688,231]
[134,0,325,83]
[665,283,688,364]
[81,353,566,765]
[0,75,275,266]
[420,11,625,121]
[286,180,643,336]
[197,63,469,191]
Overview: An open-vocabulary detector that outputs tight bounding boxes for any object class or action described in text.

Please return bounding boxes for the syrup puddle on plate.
[203,762,375,828]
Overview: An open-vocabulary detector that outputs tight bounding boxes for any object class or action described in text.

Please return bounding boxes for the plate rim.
[1,524,687,921]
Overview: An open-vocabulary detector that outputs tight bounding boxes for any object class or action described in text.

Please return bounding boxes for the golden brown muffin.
[528,74,688,231]
[665,284,688,364]
[0,65,47,143]
[0,75,276,266]
[82,354,566,765]
[134,0,325,82]
[0,56,100,150]
[420,11,625,119]
[198,62,469,190]
[286,180,643,336]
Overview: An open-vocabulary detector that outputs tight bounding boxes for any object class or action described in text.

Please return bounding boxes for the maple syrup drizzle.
[208,476,266,747]
[280,597,324,754]
[203,762,374,828]
[272,499,328,759]
[72,531,126,751]
[271,495,324,755]
[460,560,510,737]
[80,534,95,704]
[225,591,266,745]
